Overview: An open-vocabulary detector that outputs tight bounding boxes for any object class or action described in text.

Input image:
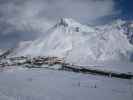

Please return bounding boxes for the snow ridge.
[11,18,133,65]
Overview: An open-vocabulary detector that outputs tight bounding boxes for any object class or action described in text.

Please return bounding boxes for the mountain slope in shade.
[11,18,133,64]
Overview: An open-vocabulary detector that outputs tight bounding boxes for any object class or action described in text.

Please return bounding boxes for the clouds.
[0,0,120,48]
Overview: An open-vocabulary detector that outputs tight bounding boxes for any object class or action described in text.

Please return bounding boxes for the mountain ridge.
[10,18,133,64]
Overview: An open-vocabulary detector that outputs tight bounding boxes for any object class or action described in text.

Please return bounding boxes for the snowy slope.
[0,69,132,100]
[0,50,3,56]
[0,49,5,55]
[12,18,133,65]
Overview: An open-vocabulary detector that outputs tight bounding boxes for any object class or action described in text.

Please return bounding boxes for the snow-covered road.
[0,68,132,100]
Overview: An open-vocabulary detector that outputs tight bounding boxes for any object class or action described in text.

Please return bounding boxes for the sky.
[0,0,133,48]
[116,0,133,20]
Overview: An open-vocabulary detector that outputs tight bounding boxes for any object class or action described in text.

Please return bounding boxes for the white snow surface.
[0,68,132,100]
[11,18,133,65]
[1,19,133,100]
[0,49,6,55]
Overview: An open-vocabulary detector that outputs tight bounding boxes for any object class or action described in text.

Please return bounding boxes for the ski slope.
[0,68,132,100]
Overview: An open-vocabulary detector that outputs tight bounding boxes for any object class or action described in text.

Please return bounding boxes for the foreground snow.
[0,68,132,100]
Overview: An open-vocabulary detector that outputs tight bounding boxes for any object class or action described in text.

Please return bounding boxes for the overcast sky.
[0,0,132,48]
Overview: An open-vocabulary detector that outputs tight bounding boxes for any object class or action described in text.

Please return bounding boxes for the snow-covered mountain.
[11,18,133,64]
[0,49,4,55]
